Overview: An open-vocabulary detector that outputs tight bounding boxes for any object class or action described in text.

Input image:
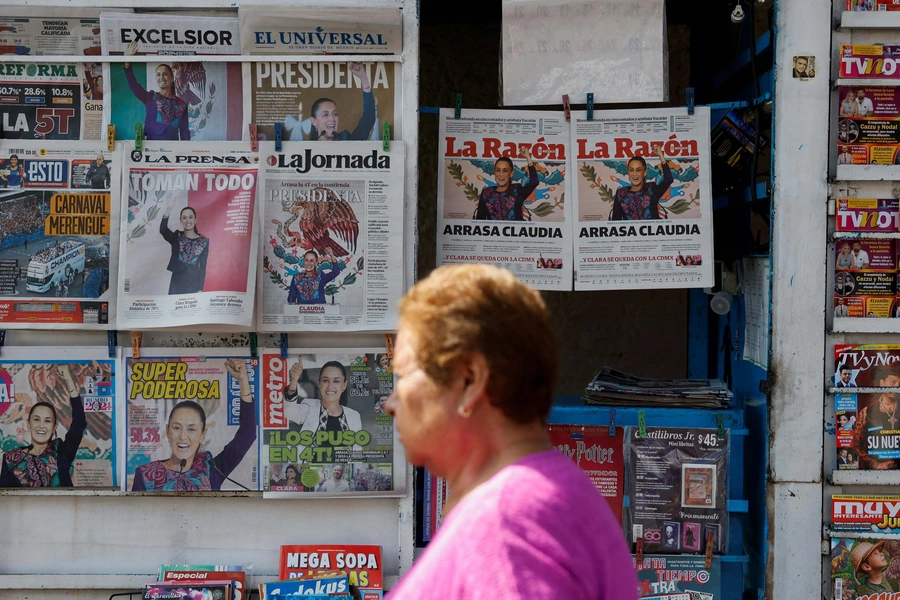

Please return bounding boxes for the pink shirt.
[388,449,638,600]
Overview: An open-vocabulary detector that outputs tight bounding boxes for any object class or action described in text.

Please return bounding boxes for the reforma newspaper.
[571,107,714,290]
[0,140,119,328]
[118,142,258,329]
[257,141,404,331]
[436,108,573,291]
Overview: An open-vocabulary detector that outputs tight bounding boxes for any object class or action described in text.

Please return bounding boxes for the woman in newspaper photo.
[159,197,210,295]
[0,365,85,487]
[385,264,636,599]
[283,358,363,448]
[611,145,674,221]
[131,359,256,491]
[286,250,349,304]
[284,63,376,142]
[122,40,191,141]
[474,147,538,221]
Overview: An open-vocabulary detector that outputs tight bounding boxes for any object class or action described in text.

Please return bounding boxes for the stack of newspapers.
[583,367,733,409]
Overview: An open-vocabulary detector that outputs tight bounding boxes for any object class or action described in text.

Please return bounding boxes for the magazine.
[834,344,900,386]
[831,537,900,599]
[836,199,899,233]
[143,582,232,600]
[0,348,116,488]
[833,240,897,318]
[846,0,900,9]
[125,350,260,492]
[835,392,900,470]
[626,427,728,555]
[260,574,350,597]
[261,349,393,494]
[833,495,900,534]
[548,424,624,521]
[279,545,382,599]
[634,555,722,599]
[161,569,247,600]
[0,141,119,327]
[836,83,900,166]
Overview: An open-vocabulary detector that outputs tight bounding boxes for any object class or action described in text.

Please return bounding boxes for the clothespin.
[382,122,390,152]
[249,332,258,358]
[0,330,6,356]
[131,331,142,359]
[107,125,116,151]
[134,122,144,152]
[586,93,594,121]
[716,413,725,439]
[638,409,647,438]
[608,408,616,437]
[636,538,644,564]
[107,330,117,359]
[454,93,462,119]
[705,531,715,568]
[279,333,288,359]
[274,122,283,152]
[687,88,695,116]
[562,94,571,122]
[248,124,259,152]
[384,333,395,358]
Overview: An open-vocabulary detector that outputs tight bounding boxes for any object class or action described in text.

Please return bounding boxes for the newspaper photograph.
[261,349,394,495]
[572,107,714,290]
[125,350,259,492]
[247,61,396,142]
[0,141,118,328]
[436,108,572,291]
[831,537,900,599]
[258,141,404,332]
[118,142,258,330]
[626,426,728,555]
[833,495,900,534]
[548,424,623,521]
[634,555,721,599]
[0,348,116,488]
[239,7,402,55]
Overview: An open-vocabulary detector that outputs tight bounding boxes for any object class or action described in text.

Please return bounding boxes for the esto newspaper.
[257,141,404,331]
[125,350,259,492]
[0,141,119,328]
[118,142,258,330]
[572,107,714,290]
[261,350,394,494]
[0,348,116,488]
[436,109,573,290]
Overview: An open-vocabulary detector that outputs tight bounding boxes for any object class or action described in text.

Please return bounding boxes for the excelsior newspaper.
[125,350,259,492]
[571,107,714,290]
[437,108,572,291]
[100,13,240,56]
[0,140,119,328]
[247,61,396,142]
[118,142,258,330]
[0,347,116,488]
[261,349,394,495]
[257,141,404,331]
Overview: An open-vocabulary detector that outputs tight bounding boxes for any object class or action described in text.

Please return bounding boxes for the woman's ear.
[458,352,490,413]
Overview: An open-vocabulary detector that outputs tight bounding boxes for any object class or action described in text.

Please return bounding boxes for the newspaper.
[831,537,900,599]
[117,142,258,330]
[239,7,402,55]
[548,424,624,521]
[0,8,116,56]
[0,348,116,488]
[626,427,728,555]
[436,109,573,290]
[572,107,714,290]
[257,141,404,331]
[261,349,394,495]
[833,495,900,534]
[125,350,259,492]
[100,13,241,55]
[0,141,119,328]
[741,256,769,369]
[246,61,396,142]
[634,555,721,599]
[836,85,900,165]
[834,241,897,318]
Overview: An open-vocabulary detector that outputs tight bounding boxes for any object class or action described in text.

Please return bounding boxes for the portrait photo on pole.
[0,348,116,488]
[261,349,394,495]
[118,142,258,329]
[125,351,259,492]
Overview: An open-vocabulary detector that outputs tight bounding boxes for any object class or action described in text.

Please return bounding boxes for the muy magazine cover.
[0,141,119,328]
[626,427,728,555]
[831,538,900,599]
[118,142,258,330]
[833,495,900,534]
[261,350,393,494]
[125,351,259,492]
[634,555,722,598]
[0,348,115,488]
[548,424,624,521]
[279,545,382,599]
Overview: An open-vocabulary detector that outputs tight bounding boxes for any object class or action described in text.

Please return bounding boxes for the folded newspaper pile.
[583,367,733,409]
